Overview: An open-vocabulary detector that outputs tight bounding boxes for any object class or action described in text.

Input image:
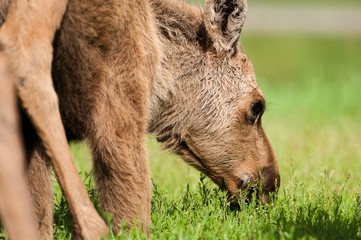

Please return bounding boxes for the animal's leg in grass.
[89,71,152,233]
[27,147,54,239]
[0,54,38,240]
[15,35,109,239]
[91,123,152,233]
[0,0,108,238]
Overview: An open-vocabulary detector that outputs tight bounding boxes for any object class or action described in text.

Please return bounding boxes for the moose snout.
[237,173,255,191]
[228,173,257,210]
[260,167,281,203]
[261,165,280,192]
[230,168,280,209]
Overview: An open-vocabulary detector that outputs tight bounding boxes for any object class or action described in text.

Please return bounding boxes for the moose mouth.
[157,134,269,206]
[177,139,262,208]
[180,139,278,206]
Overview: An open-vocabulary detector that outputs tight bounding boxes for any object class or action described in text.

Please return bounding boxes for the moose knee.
[17,74,60,116]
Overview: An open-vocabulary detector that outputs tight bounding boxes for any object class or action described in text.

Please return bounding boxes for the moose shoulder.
[30,0,280,236]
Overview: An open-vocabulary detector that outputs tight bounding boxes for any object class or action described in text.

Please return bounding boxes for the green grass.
[49,35,361,239]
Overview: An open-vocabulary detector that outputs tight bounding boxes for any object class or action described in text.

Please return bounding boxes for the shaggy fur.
[27,0,279,237]
[51,0,162,233]
[0,0,107,239]
[149,0,279,201]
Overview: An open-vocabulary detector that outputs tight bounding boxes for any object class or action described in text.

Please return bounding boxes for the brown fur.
[149,0,280,201]
[49,0,161,234]
[27,0,278,237]
[0,0,108,239]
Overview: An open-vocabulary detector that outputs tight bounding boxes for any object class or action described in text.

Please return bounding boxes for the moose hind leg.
[27,146,54,239]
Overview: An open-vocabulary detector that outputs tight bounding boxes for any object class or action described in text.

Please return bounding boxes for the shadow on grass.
[272,181,361,240]
[277,198,361,239]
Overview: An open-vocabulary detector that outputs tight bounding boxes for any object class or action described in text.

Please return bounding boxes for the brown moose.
[50,0,280,235]
[1,0,280,238]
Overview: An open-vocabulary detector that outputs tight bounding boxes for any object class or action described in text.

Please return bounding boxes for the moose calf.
[26,0,280,237]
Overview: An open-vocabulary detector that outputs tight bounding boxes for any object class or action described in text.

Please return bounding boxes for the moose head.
[149,0,280,205]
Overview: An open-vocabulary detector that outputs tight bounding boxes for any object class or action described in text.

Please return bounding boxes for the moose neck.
[147,0,206,140]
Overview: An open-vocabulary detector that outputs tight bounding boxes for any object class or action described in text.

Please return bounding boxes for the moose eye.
[251,101,264,117]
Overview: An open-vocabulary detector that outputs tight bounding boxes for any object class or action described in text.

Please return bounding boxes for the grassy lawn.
[49,35,361,239]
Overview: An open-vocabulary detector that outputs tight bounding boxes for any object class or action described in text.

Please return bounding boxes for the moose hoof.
[74,206,108,240]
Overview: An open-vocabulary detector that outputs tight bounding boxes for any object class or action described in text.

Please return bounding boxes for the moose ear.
[203,0,247,53]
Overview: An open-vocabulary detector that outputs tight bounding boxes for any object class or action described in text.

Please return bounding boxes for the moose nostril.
[238,173,252,190]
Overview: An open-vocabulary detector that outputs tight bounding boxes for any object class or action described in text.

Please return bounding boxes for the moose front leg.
[19,79,108,239]
[90,123,152,234]
[88,77,152,233]
[0,0,108,238]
